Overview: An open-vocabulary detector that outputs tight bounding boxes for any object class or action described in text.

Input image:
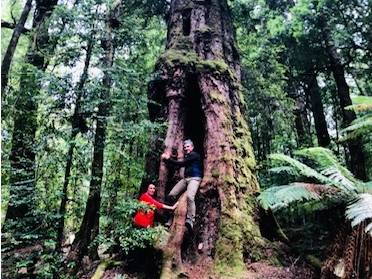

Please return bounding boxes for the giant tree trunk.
[56,36,94,252]
[4,0,58,244]
[148,0,265,277]
[303,70,331,147]
[320,17,366,180]
[1,0,33,95]
[68,9,116,266]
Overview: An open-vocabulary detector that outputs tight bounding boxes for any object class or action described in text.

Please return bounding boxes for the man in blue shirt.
[161,139,203,231]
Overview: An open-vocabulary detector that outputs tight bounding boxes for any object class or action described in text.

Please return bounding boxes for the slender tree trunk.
[147,0,266,277]
[4,0,58,243]
[1,0,33,95]
[68,8,116,265]
[303,70,331,147]
[320,17,366,180]
[288,77,312,147]
[56,36,94,252]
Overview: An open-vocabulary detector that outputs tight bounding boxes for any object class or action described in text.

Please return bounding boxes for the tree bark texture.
[1,0,33,95]
[148,0,265,277]
[56,36,94,252]
[320,17,366,180]
[321,222,372,279]
[303,70,331,147]
[4,0,58,242]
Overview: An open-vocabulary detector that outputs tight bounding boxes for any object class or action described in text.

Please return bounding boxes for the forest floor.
[79,245,316,279]
[87,259,315,279]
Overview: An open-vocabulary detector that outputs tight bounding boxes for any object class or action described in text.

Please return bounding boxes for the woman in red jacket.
[134,184,178,228]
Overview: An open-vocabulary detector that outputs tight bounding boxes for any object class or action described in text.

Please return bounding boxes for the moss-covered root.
[90,260,121,279]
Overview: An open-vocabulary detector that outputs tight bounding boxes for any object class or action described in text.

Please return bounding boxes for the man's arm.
[163,152,198,167]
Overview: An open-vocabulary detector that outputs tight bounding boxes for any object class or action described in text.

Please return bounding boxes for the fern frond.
[346,95,372,112]
[321,168,358,193]
[269,153,331,184]
[345,104,372,112]
[258,182,336,211]
[268,166,298,176]
[341,115,372,132]
[296,147,354,176]
[345,194,372,236]
[340,114,372,141]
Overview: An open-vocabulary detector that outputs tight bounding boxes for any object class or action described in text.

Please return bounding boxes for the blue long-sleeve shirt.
[164,151,203,178]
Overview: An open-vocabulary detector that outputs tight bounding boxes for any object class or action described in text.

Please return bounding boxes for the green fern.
[345,194,372,236]
[262,148,371,236]
[340,115,372,141]
[269,153,331,184]
[268,166,298,176]
[320,168,359,193]
[345,95,372,112]
[295,147,357,182]
[258,182,335,211]
[341,95,372,141]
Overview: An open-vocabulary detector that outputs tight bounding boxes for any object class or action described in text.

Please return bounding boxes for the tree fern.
[261,148,371,236]
[269,153,331,184]
[341,95,372,141]
[345,194,372,236]
[295,147,357,183]
[258,182,336,211]
[340,115,372,141]
[321,168,358,194]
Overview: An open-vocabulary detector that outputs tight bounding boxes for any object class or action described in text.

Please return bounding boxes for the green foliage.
[345,194,372,235]
[97,198,163,255]
[259,148,371,235]
[258,182,329,211]
[341,96,372,142]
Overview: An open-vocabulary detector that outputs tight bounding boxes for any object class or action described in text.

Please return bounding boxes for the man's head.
[146,184,156,196]
[183,139,194,154]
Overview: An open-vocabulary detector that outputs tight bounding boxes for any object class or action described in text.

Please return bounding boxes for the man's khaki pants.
[168,177,201,222]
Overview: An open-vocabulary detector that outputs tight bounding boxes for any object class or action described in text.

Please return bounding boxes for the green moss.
[223,174,236,184]
[170,35,193,51]
[211,167,220,178]
[195,26,213,34]
[160,49,237,81]
[209,90,227,105]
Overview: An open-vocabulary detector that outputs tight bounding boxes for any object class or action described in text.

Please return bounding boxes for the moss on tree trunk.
[146,0,267,277]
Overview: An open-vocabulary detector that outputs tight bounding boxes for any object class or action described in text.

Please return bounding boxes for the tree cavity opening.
[183,73,205,160]
[182,9,191,36]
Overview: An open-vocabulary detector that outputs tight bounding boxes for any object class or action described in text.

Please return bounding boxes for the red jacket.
[133,193,164,228]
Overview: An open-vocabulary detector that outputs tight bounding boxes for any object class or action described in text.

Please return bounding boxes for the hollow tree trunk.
[303,70,331,147]
[68,6,117,266]
[4,0,58,244]
[320,17,366,180]
[56,36,94,252]
[147,0,265,277]
[1,0,33,95]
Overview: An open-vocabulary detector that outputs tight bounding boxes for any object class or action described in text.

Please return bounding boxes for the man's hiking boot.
[185,219,193,233]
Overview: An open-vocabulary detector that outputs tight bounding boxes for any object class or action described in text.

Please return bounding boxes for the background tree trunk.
[1,0,33,95]
[147,0,266,277]
[303,70,331,147]
[68,8,116,265]
[56,36,94,252]
[4,0,58,244]
[320,17,366,180]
